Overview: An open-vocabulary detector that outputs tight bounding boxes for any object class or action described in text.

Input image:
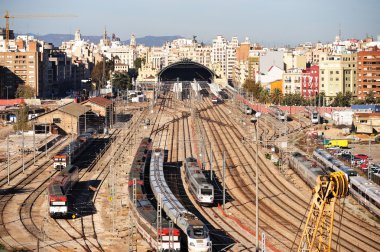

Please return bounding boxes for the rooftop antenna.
[339,23,342,40]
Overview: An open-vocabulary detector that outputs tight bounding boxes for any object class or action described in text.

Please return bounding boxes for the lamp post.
[250,111,262,252]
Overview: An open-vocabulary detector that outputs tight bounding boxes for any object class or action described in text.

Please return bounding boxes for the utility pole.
[33,121,36,165]
[22,129,25,173]
[222,150,226,210]
[210,143,213,181]
[7,135,10,185]
[44,119,47,157]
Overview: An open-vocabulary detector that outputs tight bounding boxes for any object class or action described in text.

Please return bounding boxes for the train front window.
[187,226,208,239]
[201,188,213,195]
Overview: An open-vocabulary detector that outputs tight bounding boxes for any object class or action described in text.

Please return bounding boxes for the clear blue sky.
[1,0,379,45]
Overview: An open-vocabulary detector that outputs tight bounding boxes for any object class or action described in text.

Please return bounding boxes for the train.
[48,165,79,218]
[53,131,94,170]
[289,152,327,188]
[313,148,358,179]
[184,157,214,206]
[305,107,320,124]
[268,106,287,121]
[128,138,181,251]
[349,176,380,217]
[150,148,211,252]
[291,150,380,218]
[211,95,222,104]
[244,105,253,115]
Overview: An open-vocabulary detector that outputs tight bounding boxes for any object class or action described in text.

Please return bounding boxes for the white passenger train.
[305,107,320,124]
[184,157,214,205]
[150,149,211,252]
[268,106,287,121]
[350,176,380,217]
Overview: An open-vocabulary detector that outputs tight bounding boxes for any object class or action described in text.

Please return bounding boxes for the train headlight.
[189,242,195,247]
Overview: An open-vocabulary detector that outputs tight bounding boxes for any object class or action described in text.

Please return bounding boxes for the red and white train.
[48,165,79,218]
[53,131,94,170]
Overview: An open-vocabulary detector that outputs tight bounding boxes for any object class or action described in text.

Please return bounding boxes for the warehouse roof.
[58,102,91,117]
[85,96,113,108]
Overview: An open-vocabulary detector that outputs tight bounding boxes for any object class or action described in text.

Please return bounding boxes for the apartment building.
[283,52,306,71]
[282,68,302,95]
[0,40,40,98]
[319,52,357,101]
[357,47,380,100]
[301,65,319,99]
[211,35,227,77]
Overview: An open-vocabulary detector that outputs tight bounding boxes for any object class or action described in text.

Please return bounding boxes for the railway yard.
[0,83,379,252]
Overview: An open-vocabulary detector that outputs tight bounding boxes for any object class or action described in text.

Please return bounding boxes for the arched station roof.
[158,59,216,82]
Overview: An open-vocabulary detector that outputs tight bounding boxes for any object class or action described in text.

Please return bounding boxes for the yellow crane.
[2,11,77,49]
[298,171,349,252]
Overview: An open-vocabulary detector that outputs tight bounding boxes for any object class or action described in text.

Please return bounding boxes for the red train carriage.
[48,165,79,218]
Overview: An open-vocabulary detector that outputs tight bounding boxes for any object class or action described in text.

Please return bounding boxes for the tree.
[15,85,35,98]
[271,88,283,105]
[134,57,145,69]
[14,104,30,131]
[331,91,351,107]
[259,89,270,104]
[365,91,376,104]
[243,79,262,100]
[90,59,114,86]
[112,72,132,90]
[281,93,306,106]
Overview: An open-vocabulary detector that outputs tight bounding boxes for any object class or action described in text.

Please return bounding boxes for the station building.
[32,102,98,135]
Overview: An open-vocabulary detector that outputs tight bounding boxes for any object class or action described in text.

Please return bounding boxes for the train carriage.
[128,138,181,251]
[53,130,94,170]
[184,157,214,205]
[350,176,380,217]
[150,149,211,252]
[48,165,79,218]
[268,106,287,121]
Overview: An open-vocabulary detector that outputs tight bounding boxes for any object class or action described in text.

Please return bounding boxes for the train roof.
[292,152,326,175]
[185,158,209,185]
[350,176,380,202]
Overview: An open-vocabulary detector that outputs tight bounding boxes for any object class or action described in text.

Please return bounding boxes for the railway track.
[203,98,380,251]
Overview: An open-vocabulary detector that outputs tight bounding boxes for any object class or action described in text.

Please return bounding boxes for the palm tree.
[259,89,270,104]
[271,88,283,105]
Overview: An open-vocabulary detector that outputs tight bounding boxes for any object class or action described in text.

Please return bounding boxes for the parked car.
[355,154,369,160]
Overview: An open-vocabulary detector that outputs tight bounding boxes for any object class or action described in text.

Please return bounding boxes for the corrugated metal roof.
[58,102,90,117]
[86,96,113,108]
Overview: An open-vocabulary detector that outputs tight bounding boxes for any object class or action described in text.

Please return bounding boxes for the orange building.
[357,47,380,100]
[270,80,283,93]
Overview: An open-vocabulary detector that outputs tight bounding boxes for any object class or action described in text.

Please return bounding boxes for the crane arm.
[297,171,348,252]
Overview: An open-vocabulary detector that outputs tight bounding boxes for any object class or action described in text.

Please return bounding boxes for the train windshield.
[188,225,209,239]
[201,188,213,195]
[312,113,318,119]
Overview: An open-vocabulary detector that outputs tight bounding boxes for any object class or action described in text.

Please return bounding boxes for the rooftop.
[58,102,91,117]
[85,96,113,108]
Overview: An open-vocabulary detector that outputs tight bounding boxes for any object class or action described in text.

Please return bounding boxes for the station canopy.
[158,59,216,82]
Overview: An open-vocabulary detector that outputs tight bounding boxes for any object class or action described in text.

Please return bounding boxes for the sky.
[1,0,379,46]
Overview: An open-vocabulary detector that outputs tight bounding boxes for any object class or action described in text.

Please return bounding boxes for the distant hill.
[21,33,183,47]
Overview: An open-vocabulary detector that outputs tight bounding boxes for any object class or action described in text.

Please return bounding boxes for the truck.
[323,139,349,148]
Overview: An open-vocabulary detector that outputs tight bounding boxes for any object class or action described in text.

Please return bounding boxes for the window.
[336,78,339,81]
[336,71,339,74]
[330,71,333,74]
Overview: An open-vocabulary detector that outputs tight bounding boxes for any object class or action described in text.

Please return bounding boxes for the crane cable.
[290,194,313,251]
[335,197,346,252]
